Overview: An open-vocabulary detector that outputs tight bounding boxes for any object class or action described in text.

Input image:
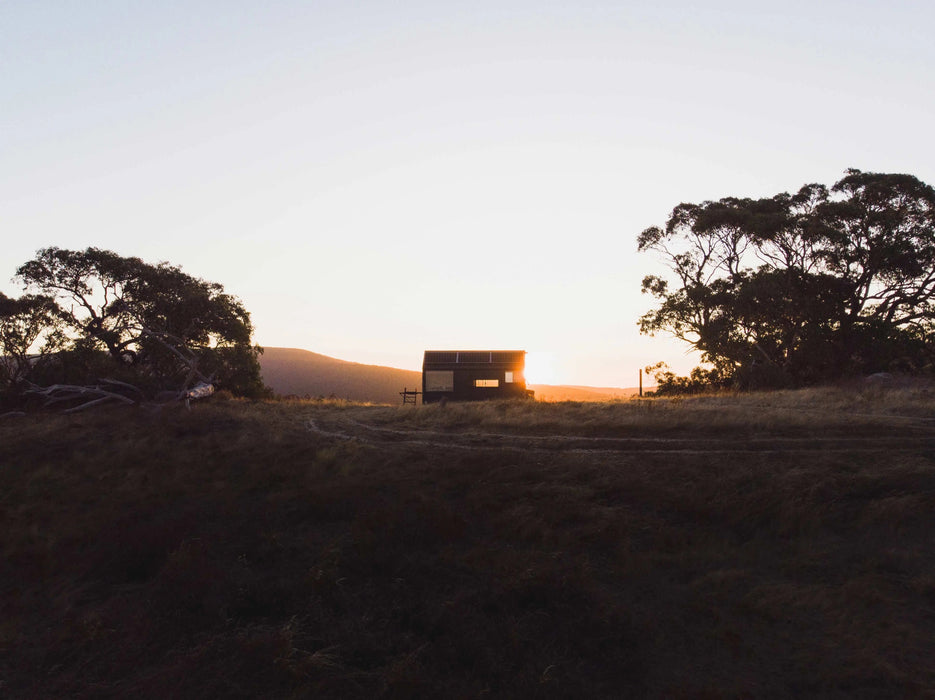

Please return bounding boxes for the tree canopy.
[639,170,935,391]
[0,292,64,390]
[2,247,269,404]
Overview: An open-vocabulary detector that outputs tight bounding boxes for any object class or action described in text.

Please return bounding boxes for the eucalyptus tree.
[0,292,64,391]
[639,170,935,387]
[14,247,268,398]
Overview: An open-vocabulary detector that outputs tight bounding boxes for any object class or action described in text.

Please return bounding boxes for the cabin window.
[475,379,499,388]
[425,371,454,392]
[504,371,513,383]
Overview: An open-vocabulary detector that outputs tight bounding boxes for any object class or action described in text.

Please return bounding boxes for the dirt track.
[306,414,935,455]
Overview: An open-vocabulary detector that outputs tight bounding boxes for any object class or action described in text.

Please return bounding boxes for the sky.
[3,1,934,387]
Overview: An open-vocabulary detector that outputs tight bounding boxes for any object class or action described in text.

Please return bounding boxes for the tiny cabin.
[422,350,532,403]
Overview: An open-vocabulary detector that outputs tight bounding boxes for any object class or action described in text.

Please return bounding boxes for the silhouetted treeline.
[640,169,935,392]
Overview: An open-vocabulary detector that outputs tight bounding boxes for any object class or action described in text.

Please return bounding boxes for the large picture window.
[425,371,454,392]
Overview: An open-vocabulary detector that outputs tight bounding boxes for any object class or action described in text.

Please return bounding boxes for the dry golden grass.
[2,385,935,697]
[356,380,935,438]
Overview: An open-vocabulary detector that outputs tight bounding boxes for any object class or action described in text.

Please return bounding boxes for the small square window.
[504,371,513,383]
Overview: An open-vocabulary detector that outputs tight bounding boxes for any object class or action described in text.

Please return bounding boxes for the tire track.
[306,416,935,455]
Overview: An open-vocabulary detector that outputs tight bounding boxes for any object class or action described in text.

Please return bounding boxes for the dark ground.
[3,398,935,697]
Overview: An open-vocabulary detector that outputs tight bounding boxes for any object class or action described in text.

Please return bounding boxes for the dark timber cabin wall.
[422,350,530,403]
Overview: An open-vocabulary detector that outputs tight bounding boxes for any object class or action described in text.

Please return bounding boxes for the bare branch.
[64,396,122,413]
[98,377,147,398]
[137,326,211,385]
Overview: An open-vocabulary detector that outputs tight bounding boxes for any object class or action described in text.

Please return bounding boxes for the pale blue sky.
[3,1,933,385]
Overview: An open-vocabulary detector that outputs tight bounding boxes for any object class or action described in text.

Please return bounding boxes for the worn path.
[306,413,935,455]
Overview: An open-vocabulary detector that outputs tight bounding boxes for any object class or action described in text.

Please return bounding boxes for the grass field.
[3,385,935,697]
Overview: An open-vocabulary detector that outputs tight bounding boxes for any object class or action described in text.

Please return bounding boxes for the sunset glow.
[2,3,933,387]
[524,351,557,386]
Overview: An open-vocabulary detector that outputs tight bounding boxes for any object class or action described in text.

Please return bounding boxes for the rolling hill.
[259,347,421,404]
[258,347,638,403]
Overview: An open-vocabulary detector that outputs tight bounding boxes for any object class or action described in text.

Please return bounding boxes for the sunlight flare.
[524,351,557,385]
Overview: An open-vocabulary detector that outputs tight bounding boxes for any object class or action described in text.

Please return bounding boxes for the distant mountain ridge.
[259,347,637,404]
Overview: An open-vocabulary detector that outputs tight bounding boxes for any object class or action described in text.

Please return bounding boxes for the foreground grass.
[363,381,935,438]
[2,389,935,697]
